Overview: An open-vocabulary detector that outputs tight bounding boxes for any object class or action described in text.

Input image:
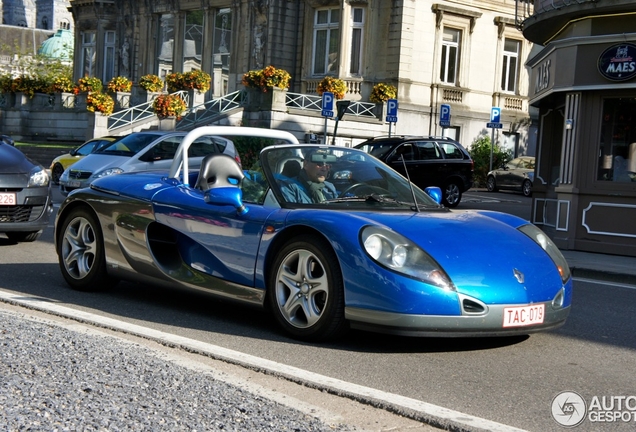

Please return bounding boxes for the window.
[501,39,520,93]
[349,7,364,75]
[415,141,442,160]
[103,31,115,83]
[157,14,175,77]
[184,11,203,72]
[439,142,463,159]
[440,28,461,84]
[81,32,96,77]
[597,98,636,182]
[312,8,340,75]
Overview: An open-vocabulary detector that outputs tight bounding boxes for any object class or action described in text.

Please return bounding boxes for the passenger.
[279,149,338,203]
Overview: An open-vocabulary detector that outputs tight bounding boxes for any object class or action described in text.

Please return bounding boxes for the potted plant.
[107,76,133,93]
[153,93,187,119]
[74,76,103,94]
[86,91,114,116]
[317,76,346,100]
[138,74,164,92]
[370,82,397,103]
[107,76,132,109]
[51,75,75,108]
[241,65,291,92]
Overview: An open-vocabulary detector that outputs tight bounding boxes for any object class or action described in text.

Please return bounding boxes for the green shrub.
[469,135,511,187]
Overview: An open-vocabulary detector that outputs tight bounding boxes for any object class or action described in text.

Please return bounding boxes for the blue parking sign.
[386,98,398,123]
[322,92,334,118]
[490,107,501,123]
[440,104,451,127]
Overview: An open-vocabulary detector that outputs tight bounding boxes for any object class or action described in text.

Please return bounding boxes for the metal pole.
[323,117,328,144]
[489,128,495,171]
[388,122,392,137]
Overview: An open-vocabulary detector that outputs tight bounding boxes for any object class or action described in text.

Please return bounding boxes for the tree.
[469,135,511,187]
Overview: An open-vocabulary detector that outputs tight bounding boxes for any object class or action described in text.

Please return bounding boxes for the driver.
[279,149,338,203]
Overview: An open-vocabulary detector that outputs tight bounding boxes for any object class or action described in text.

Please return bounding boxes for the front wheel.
[51,163,65,185]
[486,176,498,192]
[443,181,462,208]
[268,236,347,341]
[57,207,117,291]
[522,179,532,197]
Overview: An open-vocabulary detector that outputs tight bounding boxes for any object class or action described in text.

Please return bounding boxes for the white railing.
[176,90,245,130]
[286,91,380,120]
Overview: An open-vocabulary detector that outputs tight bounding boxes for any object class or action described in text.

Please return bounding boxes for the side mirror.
[425,186,442,204]
[204,187,248,215]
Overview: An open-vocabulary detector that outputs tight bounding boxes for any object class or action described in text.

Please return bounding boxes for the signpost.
[386,98,398,136]
[321,92,334,144]
[440,104,451,128]
[487,107,503,171]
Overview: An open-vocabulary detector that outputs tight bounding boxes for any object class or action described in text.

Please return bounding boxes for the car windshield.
[255,145,443,210]
[97,133,164,157]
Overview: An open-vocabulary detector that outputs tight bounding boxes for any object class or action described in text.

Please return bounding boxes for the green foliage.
[138,74,164,92]
[241,66,291,92]
[233,136,275,169]
[469,135,511,187]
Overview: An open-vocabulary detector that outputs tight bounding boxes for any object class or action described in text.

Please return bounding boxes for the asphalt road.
[1,187,634,431]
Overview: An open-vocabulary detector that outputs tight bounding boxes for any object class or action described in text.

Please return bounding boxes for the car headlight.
[361,226,455,291]
[93,167,124,179]
[519,224,570,283]
[28,167,49,187]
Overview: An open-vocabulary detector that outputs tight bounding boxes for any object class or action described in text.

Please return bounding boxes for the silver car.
[59,131,239,196]
[0,140,53,242]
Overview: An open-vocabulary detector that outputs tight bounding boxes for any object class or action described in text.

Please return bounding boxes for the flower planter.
[55,92,76,109]
[114,91,131,110]
[87,112,109,140]
[13,92,30,110]
[187,89,206,108]
[132,87,162,105]
[245,87,287,112]
[159,116,176,131]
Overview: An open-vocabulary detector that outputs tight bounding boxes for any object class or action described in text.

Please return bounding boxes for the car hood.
[287,207,565,304]
[367,209,564,303]
[0,144,39,174]
[66,154,132,173]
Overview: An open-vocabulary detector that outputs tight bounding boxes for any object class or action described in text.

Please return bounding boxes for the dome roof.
[38,29,74,60]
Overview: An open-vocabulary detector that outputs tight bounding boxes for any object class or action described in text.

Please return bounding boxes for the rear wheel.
[486,176,498,192]
[268,235,347,341]
[6,231,41,242]
[522,179,532,197]
[51,163,64,185]
[443,181,462,208]
[57,207,117,291]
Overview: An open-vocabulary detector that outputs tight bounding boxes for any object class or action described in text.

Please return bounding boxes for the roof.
[38,29,74,60]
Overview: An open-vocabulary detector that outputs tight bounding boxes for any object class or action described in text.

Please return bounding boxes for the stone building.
[1,0,72,30]
[520,0,636,257]
[67,0,535,154]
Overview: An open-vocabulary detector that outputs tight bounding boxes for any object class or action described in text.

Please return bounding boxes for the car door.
[500,158,521,187]
[386,142,419,182]
[412,140,444,189]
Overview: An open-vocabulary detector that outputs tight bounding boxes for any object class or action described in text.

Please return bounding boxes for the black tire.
[443,181,462,208]
[57,207,117,291]
[522,179,532,197]
[486,176,498,192]
[268,235,347,341]
[51,163,65,185]
[6,231,41,242]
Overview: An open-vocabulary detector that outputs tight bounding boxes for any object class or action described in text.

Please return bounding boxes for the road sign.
[487,122,503,129]
[440,104,451,127]
[490,107,501,123]
[386,98,398,123]
[322,92,334,117]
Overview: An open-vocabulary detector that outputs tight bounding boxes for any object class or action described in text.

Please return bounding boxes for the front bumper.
[345,301,570,337]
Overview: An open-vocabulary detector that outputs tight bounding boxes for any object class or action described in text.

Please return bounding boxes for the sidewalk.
[560,249,636,285]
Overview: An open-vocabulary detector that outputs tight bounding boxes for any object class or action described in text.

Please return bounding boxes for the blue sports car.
[55,126,571,341]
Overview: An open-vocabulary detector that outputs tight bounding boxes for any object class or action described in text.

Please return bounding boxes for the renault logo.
[513,268,525,284]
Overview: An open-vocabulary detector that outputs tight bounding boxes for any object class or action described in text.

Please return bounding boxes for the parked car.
[1,134,14,146]
[49,136,119,184]
[59,131,240,196]
[486,156,535,197]
[55,126,571,342]
[354,136,473,207]
[0,140,53,242]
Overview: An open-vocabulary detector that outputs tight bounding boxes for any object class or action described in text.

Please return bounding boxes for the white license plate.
[502,304,545,327]
[0,192,16,205]
[67,181,81,188]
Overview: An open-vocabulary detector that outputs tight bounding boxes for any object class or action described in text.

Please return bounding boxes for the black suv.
[355,136,473,207]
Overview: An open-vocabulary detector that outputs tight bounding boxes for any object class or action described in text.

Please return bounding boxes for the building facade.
[1,0,72,30]
[67,0,535,155]
[520,0,636,257]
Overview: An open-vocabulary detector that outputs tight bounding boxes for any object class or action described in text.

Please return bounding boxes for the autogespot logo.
[552,391,587,427]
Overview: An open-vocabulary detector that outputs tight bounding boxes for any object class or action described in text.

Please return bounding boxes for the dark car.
[486,156,535,197]
[0,141,53,242]
[354,136,473,207]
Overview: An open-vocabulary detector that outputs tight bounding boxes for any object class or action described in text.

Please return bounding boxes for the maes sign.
[598,43,636,82]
